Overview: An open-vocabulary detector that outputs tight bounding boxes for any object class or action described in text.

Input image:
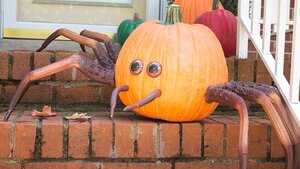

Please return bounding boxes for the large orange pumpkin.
[173,0,224,24]
[114,20,228,122]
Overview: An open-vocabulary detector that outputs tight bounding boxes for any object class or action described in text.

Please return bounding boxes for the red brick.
[0,119,12,158]
[131,116,156,158]
[41,115,63,158]
[12,51,32,80]
[247,52,258,59]
[237,58,255,82]
[270,128,285,158]
[3,85,16,103]
[101,162,170,169]
[210,116,239,158]
[248,162,285,169]
[0,84,2,100]
[248,41,257,52]
[34,52,52,80]
[91,116,113,157]
[175,161,284,169]
[256,58,273,85]
[55,51,74,81]
[0,124,10,154]
[226,57,235,81]
[56,85,98,104]
[285,32,293,41]
[285,42,292,53]
[248,119,268,158]
[175,161,238,169]
[75,52,94,81]
[181,122,201,157]
[0,51,10,80]
[99,85,114,104]
[68,118,90,158]
[24,162,100,169]
[159,122,180,158]
[270,41,276,53]
[21,85,52,103]
[202,118,224,158]
[284,59,291,81]
[13,114,36,159]
[113,116,135,158]
[0,162,22,169]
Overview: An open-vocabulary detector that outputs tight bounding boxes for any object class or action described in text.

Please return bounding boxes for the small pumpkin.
[194,0,237,57]
[117,13,144,46]
[173,0,224,24]
[115,8,228,122]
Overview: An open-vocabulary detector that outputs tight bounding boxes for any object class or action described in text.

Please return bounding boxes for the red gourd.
[194,0,237,57]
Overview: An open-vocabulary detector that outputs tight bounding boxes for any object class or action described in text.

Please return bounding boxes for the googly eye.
[130,59,143,75]
[147,61,162,78]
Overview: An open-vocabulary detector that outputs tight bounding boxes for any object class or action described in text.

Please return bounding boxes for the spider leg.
[36,28,113,69]
[4,54,114,122]
[79,29,119,63]
[222,81,294,169]
[232,81,300,169]
[206,86,249,169]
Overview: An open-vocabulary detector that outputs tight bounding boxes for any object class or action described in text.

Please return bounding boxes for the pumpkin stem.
[133,13,140,23]
[165,4,182,25]
[212,0,219,10]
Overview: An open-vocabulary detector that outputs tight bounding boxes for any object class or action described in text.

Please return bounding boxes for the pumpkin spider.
[3,24,299,169]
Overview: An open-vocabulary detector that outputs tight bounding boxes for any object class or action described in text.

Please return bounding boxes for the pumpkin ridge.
[139,23,165,116]
[185,25,200,121]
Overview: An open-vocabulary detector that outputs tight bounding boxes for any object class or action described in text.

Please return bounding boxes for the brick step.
[0,110,285,169]
[0,50,292,104]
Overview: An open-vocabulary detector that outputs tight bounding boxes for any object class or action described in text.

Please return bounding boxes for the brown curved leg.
[233,81,300,169]
[222,82,294,169]
[4,54,114,122]
[79,29,119,63]
[36,28,113,69]
[206,86,249,169]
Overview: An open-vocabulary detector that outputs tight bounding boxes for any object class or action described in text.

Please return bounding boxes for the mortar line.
[88,118,93,158]
[10,112,22,158]
[178,123,183,158]
[110,118,116,158]
[266,124,271,161]
[200,122,205,160]
[62,116,69,160]
[34,118,42,160]
[8,51,13,80]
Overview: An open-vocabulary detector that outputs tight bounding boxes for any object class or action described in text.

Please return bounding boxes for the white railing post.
[262,0,272,54]
[275,0,287,76]
[251,0,261,36]
[290,0,300,103]
[237,0,249,58]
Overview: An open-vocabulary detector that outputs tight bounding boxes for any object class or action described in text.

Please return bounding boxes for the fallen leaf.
[31,106,56,117]
[64,113,92,120]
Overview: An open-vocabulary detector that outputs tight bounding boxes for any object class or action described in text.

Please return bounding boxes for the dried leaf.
[64,113,92,120]
[31,106,56,117]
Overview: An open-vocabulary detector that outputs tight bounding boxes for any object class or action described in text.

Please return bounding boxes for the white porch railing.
[237,0,300,126]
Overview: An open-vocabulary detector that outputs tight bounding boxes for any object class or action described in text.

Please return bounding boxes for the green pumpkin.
[117,13,144,46]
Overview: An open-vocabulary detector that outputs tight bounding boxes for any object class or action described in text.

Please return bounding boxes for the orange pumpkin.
[114,20,228,122]
[173,0,224,24]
